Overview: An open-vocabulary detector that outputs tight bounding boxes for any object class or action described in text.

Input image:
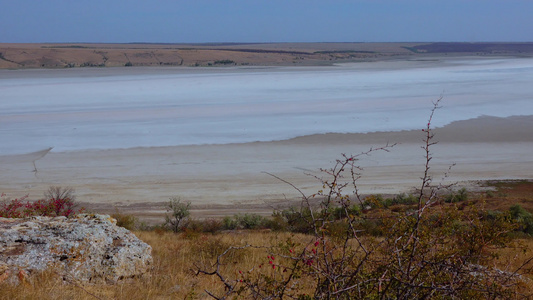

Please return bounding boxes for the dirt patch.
[479,180,533,212]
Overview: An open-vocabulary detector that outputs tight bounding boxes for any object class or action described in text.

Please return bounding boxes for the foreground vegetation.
[2,181,533,299]
[1,181,533,299]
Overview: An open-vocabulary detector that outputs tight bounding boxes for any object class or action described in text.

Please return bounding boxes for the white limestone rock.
[0,214,152,284]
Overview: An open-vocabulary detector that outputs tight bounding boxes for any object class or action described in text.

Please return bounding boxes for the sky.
[1,0,532,43]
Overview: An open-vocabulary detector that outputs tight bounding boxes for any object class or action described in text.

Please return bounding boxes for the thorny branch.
[195,98,533,299]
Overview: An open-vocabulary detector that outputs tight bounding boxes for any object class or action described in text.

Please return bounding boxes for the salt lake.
[1,57,532,155]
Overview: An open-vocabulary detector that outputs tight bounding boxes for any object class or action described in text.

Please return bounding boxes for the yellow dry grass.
[1,229,532,299]
[0,230,315,299]
[2,181,533,299]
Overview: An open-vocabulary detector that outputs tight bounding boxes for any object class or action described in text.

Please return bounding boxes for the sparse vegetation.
[214,59,235,65]
[79,62,105,67]
[222,213,267,230]
[2,187,533,299]
[444,187,469,203]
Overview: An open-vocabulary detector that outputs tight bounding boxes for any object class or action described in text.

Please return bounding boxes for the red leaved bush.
[0,188,83,218]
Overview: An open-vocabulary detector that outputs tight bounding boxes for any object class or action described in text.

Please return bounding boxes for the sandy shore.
[0,115,532,223]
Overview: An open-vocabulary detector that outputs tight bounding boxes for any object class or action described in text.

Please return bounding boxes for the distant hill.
[1,42,532,69]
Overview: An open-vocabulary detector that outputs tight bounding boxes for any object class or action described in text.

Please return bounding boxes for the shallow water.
[1,57,532,154]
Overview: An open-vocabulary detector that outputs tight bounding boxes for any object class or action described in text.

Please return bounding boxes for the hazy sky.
[1,0,532,43]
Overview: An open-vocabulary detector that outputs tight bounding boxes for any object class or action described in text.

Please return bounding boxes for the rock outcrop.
[0,214,152,284]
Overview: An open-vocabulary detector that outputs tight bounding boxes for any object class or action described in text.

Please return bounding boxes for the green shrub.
[222,213,267,230]
[393,193,418,205]
[222,214,270,230]
[445,187,469,203]
[325,205,361,220]
[264,212,289,231]
[361,193,419,209]
[510,204,533,234]
[214,59,235,65]
[222,215,237,230]
[164,196,191,233]
[236,213,266,229]
[485,209,505,221]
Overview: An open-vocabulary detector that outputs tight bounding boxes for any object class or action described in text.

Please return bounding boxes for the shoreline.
[77,179,532,224]
[1,114,530,155]
[0,115,531,223]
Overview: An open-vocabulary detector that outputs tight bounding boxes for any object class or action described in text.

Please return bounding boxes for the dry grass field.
[2,232,532,299]
[2,180,533,299]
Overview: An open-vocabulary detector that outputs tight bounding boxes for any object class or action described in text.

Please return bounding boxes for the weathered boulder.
[0,214,152,284]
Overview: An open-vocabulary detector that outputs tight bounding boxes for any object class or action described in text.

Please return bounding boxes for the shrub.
[0,187,82,218]
[222,213,267,230]
[236,213,267,229]
[445,187,469,203]
[43,186,78,216]
[323,219,349,238]
[276,207,315,233]
[164,197,191,233]
[201,218,224,233]
[510,204,533,234]
[183,219,203,233]
[263,212,289,231]
[214,59,235,65]
[0,196,29,218]
[486,209,505,221]
[265,205,362,234]
[362,194,385,208]
[362,193,419,209]
[222,215,237,230]
[393,192,418,205]
[111,210,137,230]
[326,204,361,220]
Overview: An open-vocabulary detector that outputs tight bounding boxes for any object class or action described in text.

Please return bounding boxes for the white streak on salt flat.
[0,58,532,154]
